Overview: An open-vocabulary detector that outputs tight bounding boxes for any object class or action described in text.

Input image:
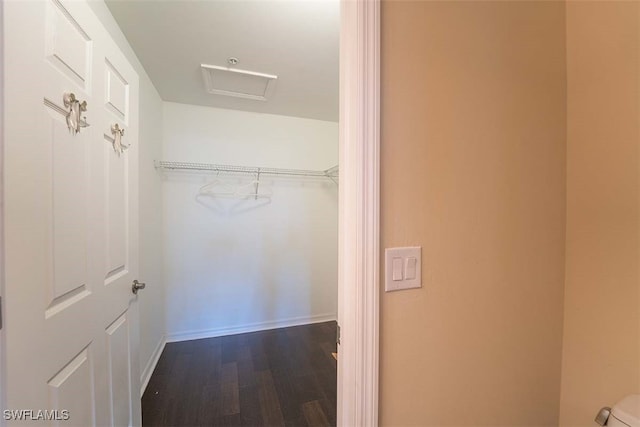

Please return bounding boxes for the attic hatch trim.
[200,63,278,101]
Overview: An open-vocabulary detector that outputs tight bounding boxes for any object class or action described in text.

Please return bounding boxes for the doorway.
[1,0,379,425]
[107,0,340,425]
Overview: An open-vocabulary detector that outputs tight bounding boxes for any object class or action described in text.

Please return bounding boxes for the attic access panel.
[200,64,278,101]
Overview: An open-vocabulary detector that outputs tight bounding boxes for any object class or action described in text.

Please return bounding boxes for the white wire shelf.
[155,160,339,179]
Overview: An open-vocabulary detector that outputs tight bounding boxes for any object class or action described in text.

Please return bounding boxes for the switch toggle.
[405,257,417,280]
[392,258,403,281]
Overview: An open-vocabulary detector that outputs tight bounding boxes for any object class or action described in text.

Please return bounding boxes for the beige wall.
[559,2,640,425]
[380,1,567,425]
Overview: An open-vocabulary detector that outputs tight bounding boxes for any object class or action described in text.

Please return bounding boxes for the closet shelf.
[155,160,339,179]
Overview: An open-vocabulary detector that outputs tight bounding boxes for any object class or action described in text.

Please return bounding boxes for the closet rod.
[155,160,339,178]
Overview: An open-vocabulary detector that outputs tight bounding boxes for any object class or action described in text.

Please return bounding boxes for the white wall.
[163,102,338,341]
[86,1,166,394]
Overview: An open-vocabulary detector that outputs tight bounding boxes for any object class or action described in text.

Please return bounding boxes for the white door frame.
[337,0,380,426]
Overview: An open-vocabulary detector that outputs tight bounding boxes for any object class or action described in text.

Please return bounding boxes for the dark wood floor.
[142,321,337,427]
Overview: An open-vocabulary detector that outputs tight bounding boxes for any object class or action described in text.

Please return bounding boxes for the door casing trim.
[337,0,380,425]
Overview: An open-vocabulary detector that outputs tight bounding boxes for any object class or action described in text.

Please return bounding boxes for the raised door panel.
[47,346,95,427]
[103,56,131,286]
[104,141,128,285]
[105,60,129,121]
[43,105,92,318]
[45,0,92,90]
[106,313,132,427]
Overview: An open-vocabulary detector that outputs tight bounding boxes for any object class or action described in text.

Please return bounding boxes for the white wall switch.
[385,246,422,292]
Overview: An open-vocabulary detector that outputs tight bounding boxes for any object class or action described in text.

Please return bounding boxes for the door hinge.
[336,323,341,345]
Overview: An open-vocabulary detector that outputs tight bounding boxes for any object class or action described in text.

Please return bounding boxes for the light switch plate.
[385,246,422,292]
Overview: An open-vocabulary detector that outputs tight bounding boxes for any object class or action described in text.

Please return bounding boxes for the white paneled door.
[3,1,141,426]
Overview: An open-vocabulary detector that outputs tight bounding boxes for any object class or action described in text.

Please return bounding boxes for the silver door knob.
[132,280,146,295]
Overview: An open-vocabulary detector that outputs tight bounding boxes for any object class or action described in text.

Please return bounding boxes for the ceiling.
[106,0,339,122]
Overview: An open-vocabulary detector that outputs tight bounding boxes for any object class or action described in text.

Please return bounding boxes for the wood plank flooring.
[142,321,337,427]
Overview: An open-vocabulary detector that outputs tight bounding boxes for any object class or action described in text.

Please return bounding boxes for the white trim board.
[166,313,337,343]
[139,335,166,397]
[337,0,380,426]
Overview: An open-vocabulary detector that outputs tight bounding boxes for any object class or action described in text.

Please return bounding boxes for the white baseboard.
[139,335,166,397]
[166,313,337,343]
